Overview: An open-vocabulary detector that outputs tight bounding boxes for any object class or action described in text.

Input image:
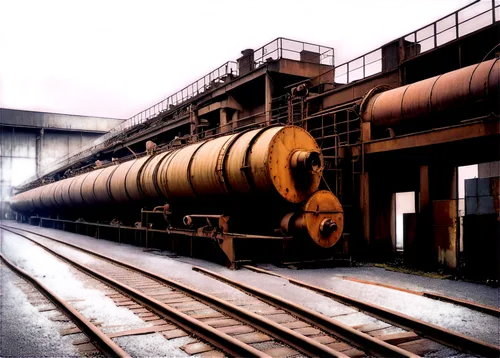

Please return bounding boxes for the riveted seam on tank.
[217,130,251,195]
[91,168,108,204]
[469,61,483,101]
[78,172,92,205]
[186,140,211,199]
[400,84,412,121]
[135,155,155,199]
[121,160,138,202]
[241,125,274,192]
[484,58,499,99]
[159,149,183,199]
[151,151,174,199]
[105,165,120,202]
[428,74,443,115]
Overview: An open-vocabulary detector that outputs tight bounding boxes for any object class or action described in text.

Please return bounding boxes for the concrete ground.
[1,220,499,355]
[0,263,80,357]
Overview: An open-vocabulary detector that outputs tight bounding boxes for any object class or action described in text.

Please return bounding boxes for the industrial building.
[0,109,122,218]
[6,1,500,279]
[1,1,499,357]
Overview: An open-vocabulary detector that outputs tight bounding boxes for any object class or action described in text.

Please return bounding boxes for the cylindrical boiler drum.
[10,125,326,214]
[155,125,323,203]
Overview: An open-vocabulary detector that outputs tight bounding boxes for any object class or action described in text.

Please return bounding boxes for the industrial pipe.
[10,125,324,212]
[360,58,499,127]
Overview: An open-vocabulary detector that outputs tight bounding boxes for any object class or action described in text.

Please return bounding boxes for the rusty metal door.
[432,200,458,269]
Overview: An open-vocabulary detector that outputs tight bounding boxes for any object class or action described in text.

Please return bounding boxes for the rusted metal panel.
[432,200,457,269]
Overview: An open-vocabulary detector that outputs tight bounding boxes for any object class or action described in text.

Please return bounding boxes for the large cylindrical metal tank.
[360,58,500,127]
[155,125,323,203]
[10,125,324,210]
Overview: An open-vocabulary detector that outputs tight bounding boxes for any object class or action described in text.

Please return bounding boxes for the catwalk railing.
[20,38,333,186]
[318,0,498,86]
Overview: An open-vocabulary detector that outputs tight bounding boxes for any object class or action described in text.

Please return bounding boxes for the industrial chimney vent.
[238,49,255,75]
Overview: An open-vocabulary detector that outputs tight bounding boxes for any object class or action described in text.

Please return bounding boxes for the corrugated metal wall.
[39,131,99,168]
[0,128,105,218]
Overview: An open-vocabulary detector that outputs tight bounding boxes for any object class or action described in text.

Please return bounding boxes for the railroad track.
[2,223,499,357]
[0,223,418,358]
[234,265,500,357]
[0,252,129,357]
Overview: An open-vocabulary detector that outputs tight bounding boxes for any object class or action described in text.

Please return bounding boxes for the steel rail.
[341,276,500,317]
[0,224,346,357]
[0,252,130,358]
[0,226,267,358]
[242,265,500,357]
[192,266,420,358]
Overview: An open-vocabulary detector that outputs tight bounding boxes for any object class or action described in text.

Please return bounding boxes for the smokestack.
[237,49,255,75]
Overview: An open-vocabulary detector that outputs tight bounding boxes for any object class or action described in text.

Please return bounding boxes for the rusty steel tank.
[359,58,500,127]
[10,125,344,248]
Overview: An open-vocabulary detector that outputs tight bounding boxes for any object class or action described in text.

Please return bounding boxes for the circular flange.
[302,190,344,248]
[267,126,323,203]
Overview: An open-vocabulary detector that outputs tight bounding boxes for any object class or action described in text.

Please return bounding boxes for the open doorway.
[458,164,478,253]
[395,192,415,252]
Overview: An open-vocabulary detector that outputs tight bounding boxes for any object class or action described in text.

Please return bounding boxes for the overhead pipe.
[360,58,499,127]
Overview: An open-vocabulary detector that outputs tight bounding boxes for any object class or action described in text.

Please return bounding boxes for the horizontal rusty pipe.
[360,58,499,127]
[10,125,323,213]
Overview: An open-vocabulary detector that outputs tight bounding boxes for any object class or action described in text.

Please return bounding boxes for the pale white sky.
[0,0,472,119]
